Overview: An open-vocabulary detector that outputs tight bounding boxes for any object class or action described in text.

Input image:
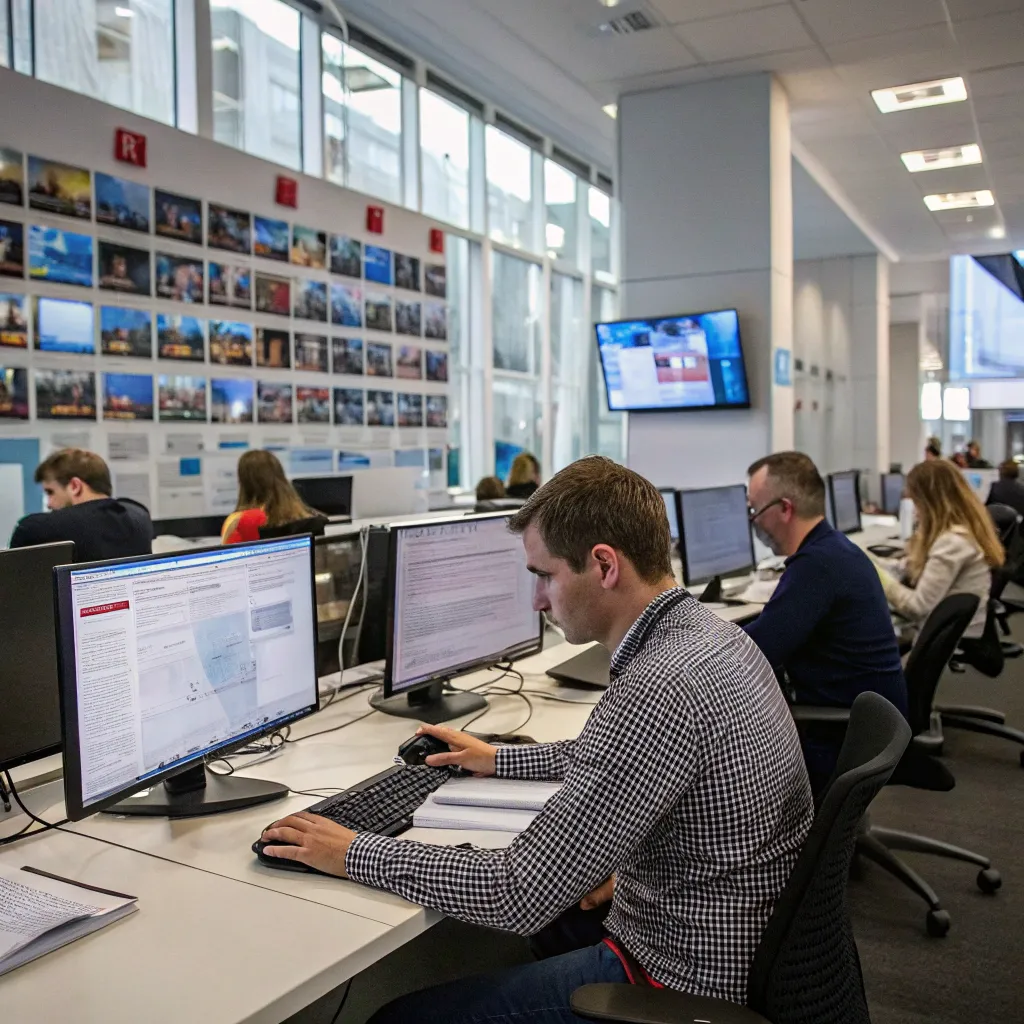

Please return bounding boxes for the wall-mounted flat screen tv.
[595,308,750,412]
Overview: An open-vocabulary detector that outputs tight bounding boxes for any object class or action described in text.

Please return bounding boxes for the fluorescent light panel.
[872,76,967,113]
[602,104,618,119]
[901,143,982,173]
[924,190,994,211]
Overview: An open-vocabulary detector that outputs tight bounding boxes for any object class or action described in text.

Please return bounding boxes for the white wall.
[889,321,922,473]
[0,69,449,519]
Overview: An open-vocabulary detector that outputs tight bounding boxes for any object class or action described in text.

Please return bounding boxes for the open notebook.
[0,863,138,976]
[413,778,562,833]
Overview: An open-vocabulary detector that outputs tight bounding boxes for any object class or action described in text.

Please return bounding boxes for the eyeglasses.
[748,497,786,523]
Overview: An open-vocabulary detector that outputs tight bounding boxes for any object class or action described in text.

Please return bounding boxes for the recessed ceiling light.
[872,76,967,113]
[115,5,134,16]
[901,143,982,173]
[598,0,622,6]
[602,104,618,119]
[924,190,995,212]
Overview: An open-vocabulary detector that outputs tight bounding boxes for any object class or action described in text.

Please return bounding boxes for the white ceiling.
[337,0,1024,264]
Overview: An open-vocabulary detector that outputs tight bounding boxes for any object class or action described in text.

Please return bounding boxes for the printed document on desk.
[413,793,539,833]
[0,863,137,976]
[432,778,561,812]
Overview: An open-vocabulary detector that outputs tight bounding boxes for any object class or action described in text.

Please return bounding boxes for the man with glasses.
[744,452,907,798]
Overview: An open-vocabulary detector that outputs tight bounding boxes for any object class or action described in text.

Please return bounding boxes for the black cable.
[290,787,346,799]
[287,706,378,743]
[0,772,69,846]
[329,979,353,1024]
[520,688,601,706]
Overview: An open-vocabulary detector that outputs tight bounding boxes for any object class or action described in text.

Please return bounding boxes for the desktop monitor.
[678,484,755,587]
[881,472,905,516]
[373,513,543,723]
[54,536,320,820]
[0,542,75,773]
[829,471,862,534]
[292,475,353,519]
[659,488,680,543]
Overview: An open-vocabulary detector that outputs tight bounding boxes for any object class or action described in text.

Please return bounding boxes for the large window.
[551,273,585,472]
[486,126,535,252]
[492,252,541,375]
[545,160,579,266]
[322,34,402,204]
[212,0,301,170]
[34,0,175,125]
[494,379,543,483]
[590,285,625,461]
[589,186,613,279]
[421,89,471,230]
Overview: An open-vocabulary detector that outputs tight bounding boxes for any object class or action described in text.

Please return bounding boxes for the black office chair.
[983,503,1024,658]
[258,515,328,540]
[570,692,909,1024]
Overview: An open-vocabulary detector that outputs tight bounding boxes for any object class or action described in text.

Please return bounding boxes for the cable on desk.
[520,688,601,706]
[0,772,69,847]
[325,527,370,711]
[289,787,346,799]
[287,706,379,744]
[329,979,353,1024]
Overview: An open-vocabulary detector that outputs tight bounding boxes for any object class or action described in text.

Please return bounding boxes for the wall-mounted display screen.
[595,308,750,412]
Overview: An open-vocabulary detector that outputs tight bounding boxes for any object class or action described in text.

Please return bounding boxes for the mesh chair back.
[903,594,979,732]
[747,693,910,1024]
[258,515,328,540]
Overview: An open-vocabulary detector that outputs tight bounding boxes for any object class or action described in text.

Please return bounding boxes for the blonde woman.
[506,452,541,500]
[878,459,1004,639]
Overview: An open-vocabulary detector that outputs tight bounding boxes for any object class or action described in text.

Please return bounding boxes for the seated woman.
[505,452,541,500]
[221,450,322,544]
[877,459,1004,655]
[475,476,506,501]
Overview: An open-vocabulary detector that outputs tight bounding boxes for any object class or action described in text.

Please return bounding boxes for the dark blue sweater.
[744,521,907,790]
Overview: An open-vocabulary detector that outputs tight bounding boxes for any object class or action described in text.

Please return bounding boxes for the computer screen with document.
[659,488,680,542]
[55,536,319,819]
[678,484,755,586]
[829,471,862,534]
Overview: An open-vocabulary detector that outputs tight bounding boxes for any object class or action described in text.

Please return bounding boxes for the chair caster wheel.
[978,868,1002,894]
[926,909,950,937]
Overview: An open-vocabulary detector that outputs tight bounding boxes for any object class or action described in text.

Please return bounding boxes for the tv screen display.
[596,308,750,413]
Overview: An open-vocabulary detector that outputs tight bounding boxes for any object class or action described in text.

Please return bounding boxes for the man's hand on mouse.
[416,724,498,777]
[260,813,356,876]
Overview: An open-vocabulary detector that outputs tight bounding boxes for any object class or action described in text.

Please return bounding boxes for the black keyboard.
[252,764,451,873]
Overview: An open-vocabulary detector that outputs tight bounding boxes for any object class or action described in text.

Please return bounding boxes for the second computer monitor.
[881,472,905,516]
[829,471,862,534]
[376,513,543,723]
[659,488,680,543]
[678,484,755,586]
[292,475,353,519]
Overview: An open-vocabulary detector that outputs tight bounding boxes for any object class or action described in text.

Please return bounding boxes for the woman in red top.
[221,450,317,543]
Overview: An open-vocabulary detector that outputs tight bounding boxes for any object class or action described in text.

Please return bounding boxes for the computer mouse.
[252,838,323,873]
[397,732,451,766]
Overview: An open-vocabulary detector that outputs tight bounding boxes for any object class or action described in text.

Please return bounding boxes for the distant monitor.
[0,542,75,773]
[55,537,320,820]
[373,513,543,723]
[351,466,423,519]
[596,308,750,412]
[880,472,905,516]
[151,515,225,539]
[292,475,353,519]
[678,485,755,586]
[658,488,680,542]
[828,471,862,534]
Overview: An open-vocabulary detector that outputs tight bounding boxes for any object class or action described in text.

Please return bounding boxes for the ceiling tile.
[966,63,1024,97]
[795,0,949,44]
[973,93,1024,123]
[673,5,815,62]
[652,0,780,24]
[945,0,1024,21]
[823,24,955,65]
[951,12,1024,70]
[906,166,998,195]
[984,136,1024,161]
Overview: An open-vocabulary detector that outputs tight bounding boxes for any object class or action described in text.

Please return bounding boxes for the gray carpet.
[851,623,1024,1023]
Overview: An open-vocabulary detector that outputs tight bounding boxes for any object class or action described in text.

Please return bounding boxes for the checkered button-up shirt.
[346,588,814,1000]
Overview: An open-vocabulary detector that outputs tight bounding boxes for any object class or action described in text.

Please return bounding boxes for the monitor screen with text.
[660,489,680,542]
[679,485,755,585]
[881,473,905,516]
[830,472,861,534]
[388,515,541,694]
[59,538,318,812]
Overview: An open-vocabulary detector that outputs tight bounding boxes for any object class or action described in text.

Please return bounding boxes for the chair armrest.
[789,705,852,725]
[571,985,770,1024]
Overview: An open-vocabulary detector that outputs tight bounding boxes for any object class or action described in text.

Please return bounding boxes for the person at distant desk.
[924,438,941,461]
[876,460,1002,664]
[988,460,1024,517]
[505,451,541,499]
[221,450,322,543]
[9,448,152,562]
[261,457,813,1022]
[475,475,506,501]
[966,440,993,470]
[744,451,907,799]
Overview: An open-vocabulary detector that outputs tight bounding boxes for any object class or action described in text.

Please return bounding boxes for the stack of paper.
[0,863,138,976]
[412,778,561,833]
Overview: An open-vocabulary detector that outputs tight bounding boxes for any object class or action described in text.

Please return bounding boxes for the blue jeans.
[366,942,629,1024]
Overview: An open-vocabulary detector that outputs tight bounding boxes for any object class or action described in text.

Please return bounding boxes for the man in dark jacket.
[9,448,152,562]
[988,460,1024,518]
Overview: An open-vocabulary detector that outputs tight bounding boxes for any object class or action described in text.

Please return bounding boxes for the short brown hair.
[35,448,112,495]
[999,459,1019,480]
[475,476,506,500]
[748,451,826,518]
[507,456,672,582]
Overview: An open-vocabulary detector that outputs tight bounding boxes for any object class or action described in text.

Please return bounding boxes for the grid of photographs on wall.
[0,146,448,431]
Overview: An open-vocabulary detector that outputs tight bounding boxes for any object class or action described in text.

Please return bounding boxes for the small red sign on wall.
[275,175,298,208]
[429,227,445,254]
[366,205,384,234]
[114,128,147,168]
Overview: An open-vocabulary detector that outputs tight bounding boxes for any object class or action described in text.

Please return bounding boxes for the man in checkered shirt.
[262,457,814,1022]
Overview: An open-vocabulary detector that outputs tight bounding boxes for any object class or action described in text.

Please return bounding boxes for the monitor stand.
[699,576,724,603]
[369,681,487,725]
[104,764,289,819]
